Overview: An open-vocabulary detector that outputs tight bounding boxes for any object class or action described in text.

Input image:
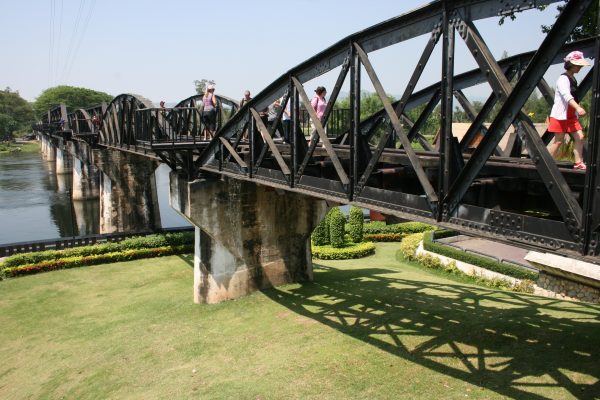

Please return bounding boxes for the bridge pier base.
[55,146,72,174]
[170,174,328,304]
[72,157,99,200]
[94,149,161,234]
[41,136,55,161]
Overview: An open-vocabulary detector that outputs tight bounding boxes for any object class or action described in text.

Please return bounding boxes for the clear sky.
[1,1,570,105]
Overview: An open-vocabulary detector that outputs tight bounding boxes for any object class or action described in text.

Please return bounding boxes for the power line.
[64,0,97,83]
[48,0,55,86]
[60,0,85,83]
[55,0,64,86]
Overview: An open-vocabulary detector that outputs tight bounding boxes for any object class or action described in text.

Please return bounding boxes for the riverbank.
[0,243,598,399]
[0,141,40,155]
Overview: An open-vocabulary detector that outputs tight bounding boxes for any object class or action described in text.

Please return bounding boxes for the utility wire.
[55,0,63,86]
[49,0,56,86]
[64,0,96,83]
[60,0,85,83]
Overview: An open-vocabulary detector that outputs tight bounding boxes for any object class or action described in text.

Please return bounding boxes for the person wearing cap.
[547,50,591,170]
[202,84,218,139]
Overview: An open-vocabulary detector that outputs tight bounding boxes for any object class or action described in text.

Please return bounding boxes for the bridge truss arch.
[192,0,600,259]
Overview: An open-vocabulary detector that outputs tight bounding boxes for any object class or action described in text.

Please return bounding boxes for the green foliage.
[0,232,194,269]
[1,245,193,279]
[335,91,396,122]
[311,217,330,246]
[328,208,346,248]
[348,207,364,243]
[0,89,34,139]
[312,241,376,260]
[398,232,425,261]
[395,233,535,294]
[363,221,435,235]
[194,79,216,95]
[363,233,406,242]
[423,231,538,281]
[32,86,113,118]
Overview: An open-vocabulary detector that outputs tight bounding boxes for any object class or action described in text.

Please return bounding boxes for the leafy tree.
[500,2,598,41]
[0,89,34,139]
[32,86,113,118]
[194,79,216,95]
[335,91,396,121]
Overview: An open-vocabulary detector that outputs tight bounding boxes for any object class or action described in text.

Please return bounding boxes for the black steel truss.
[34,0,600,261]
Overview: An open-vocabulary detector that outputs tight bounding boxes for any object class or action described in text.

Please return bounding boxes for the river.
[0,145,190,244]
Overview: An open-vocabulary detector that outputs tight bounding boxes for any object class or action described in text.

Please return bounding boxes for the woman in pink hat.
[547,50,591,170]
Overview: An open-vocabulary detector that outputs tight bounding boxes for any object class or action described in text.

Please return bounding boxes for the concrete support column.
[55,146,73,174]
[170,173,328,304]
[72,157,99,200]
[45,137,56,162]
[95,149,161,234]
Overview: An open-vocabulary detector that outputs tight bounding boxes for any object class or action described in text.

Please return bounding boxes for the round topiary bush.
[348,206,364,243]
[328,207,346,248]
[311,217,330,246]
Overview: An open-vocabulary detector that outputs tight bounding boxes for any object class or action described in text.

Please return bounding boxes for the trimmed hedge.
[1,232,194,269]
[311,217,330,246]
[348,207,364,243]
[396,232,534,293]
[362,221,435,235]
[422,231,538,281]
[312,242,376,260]
[398,232,425,261]
[328,208,346,248]
[1,245,193,278]
[363,233,407,242]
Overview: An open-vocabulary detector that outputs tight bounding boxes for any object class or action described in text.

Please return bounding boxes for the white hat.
[564,51,591,66]
[207,84,215,90]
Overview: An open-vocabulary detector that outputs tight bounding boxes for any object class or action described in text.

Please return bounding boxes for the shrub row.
[396,232,534,293]
[312,242,376,260]
[363,233,407,242]
[1,232,194,268]
[1,244,193,279]
[362,221,435,235]
[422,231,538,281]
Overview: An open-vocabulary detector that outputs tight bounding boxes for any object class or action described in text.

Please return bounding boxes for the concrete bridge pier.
[40,135,56,161]
[67,142,99,201]
[55,144,73,174]
[170,174,328,304]
[94,148,162,234]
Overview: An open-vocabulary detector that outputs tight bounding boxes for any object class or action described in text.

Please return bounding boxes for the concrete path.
[437,235,535,271]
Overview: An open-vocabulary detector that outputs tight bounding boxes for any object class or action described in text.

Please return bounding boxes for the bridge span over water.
[34,0,600,303]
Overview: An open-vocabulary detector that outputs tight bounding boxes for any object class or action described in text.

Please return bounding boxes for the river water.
[0,146,190,245]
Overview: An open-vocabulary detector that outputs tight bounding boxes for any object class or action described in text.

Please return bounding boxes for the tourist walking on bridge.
[547,50,591,170]
[311,86,327,139]
[202,84,218,139]
[240,90,252,108]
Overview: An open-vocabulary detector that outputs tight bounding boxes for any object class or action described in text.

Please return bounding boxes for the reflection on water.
[0,147,189,244]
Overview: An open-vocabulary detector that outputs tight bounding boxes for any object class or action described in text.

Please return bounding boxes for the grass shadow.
[177,253,194,268]
[263,262,600,399]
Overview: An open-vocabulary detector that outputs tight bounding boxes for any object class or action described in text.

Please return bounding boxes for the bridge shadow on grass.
[263,263,600,399]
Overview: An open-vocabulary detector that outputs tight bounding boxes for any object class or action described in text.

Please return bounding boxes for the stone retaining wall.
[535,271,600,303]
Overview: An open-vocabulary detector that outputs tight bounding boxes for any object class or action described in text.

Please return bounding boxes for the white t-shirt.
[550,74,575,120]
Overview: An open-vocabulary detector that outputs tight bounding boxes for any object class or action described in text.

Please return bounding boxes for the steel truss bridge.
[35,0,600,262]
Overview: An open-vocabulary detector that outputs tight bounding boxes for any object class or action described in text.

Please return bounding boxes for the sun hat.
[207,84,215,90]
[564,51,591,66]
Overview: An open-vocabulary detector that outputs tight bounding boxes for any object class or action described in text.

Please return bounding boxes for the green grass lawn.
[1,243,599,399]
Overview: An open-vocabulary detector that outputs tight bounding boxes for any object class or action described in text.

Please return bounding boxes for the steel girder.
[192,0,599,260]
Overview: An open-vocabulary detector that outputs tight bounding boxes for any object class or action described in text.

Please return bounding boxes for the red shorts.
[548,108,582,133]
